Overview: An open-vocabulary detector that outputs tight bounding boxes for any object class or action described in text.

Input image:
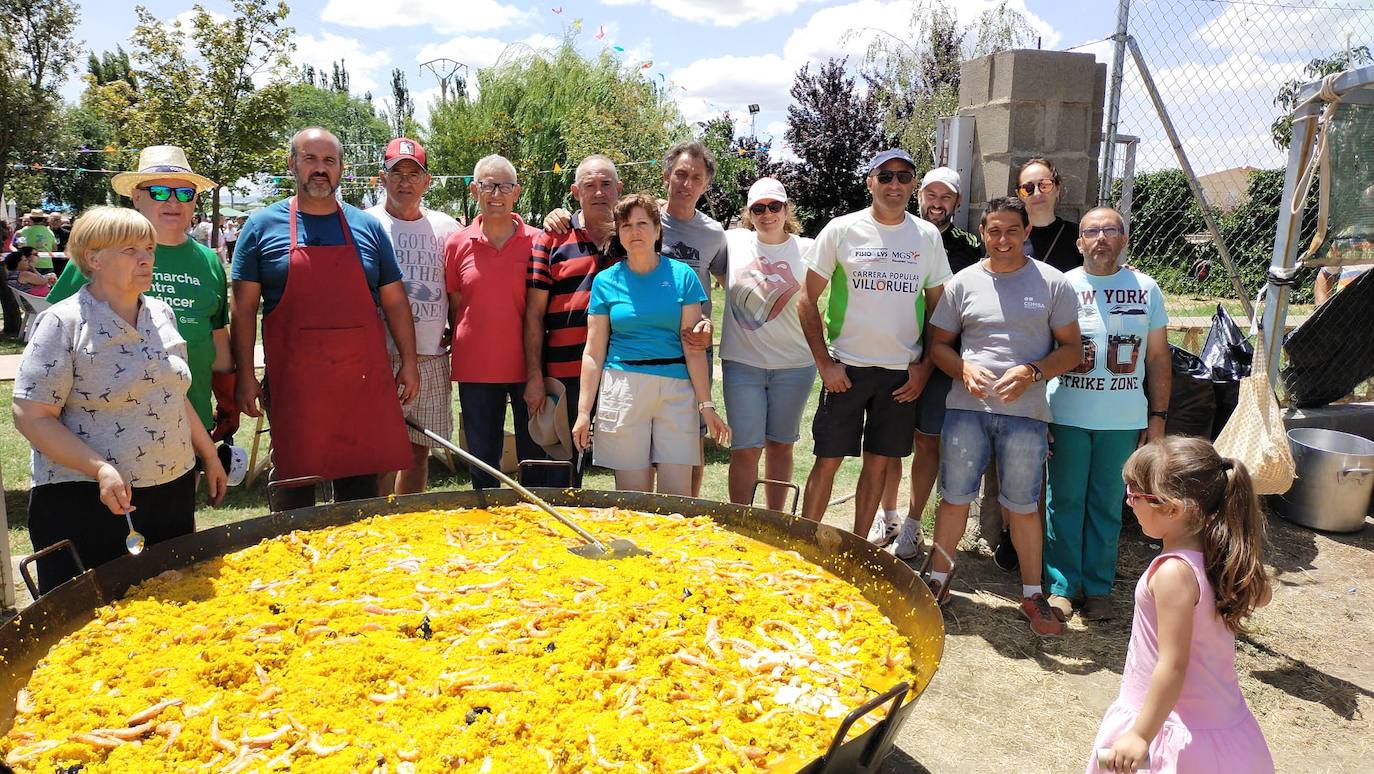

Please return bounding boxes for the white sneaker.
[866,513,901,547]
[892,516,924,562]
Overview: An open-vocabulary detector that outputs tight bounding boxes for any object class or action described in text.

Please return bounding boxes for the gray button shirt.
[930,258,1080,422]
[14,287,194,487]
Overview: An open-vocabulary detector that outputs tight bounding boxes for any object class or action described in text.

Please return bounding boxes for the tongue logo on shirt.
[730,253,800,332]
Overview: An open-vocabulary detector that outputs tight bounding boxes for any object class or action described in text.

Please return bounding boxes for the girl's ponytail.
[1200,456,1270,633]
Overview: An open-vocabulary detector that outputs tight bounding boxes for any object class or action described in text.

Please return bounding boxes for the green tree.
[87,46,138,90]
[855,0,1036,166]
[775,59,890,234]
[274,80,392,207]
[697,112,764,227]
[0,0,81,206]
[426,35,686,218]
[107,0,294,241]
[384,68,416,139]
[1271,46,1372,150]
[42,104,117,211]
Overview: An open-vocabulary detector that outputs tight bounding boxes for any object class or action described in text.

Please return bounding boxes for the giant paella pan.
[0,489,944,772]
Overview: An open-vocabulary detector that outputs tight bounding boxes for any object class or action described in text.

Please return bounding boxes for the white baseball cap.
[919,167,961,196]
[746,177,788,208]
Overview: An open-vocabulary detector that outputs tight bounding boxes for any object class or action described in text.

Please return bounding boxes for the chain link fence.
[1102,0,1374,403]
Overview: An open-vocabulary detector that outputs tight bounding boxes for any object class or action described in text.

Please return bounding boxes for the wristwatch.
[1026,362,1045,382]
[1149,410,1169,420]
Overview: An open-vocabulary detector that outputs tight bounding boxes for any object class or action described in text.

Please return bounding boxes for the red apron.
[263,198,412,479]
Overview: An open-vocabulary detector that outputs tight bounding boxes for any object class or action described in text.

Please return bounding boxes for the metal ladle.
[124,509,145,555]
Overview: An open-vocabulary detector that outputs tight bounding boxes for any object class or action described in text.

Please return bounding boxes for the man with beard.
[797,149,951,541]
[877,167,983,558]
[49,145,234,445]
[232,127,418,510]
[366,138,461,495]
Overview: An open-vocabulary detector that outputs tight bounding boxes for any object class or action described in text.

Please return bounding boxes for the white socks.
[929,570,950,585]
[883,508,900,525]
[1023,584,1042,599]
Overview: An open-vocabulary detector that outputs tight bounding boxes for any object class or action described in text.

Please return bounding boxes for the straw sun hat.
[111,145,217,197]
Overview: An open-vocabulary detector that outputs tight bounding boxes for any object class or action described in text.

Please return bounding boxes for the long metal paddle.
[405,420,649,559]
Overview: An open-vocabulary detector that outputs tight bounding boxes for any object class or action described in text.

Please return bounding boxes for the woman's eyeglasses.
[140,185,196,203]
[1016,179,1056,197]
[749,201,786,215]
[1124,484,1164,505]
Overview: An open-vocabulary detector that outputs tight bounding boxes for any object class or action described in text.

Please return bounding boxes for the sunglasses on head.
[1124,483,1164,505]
[140,184,196,203]
[873,170,915,185]
[749,201,786,215]
[1016,179,1056,197]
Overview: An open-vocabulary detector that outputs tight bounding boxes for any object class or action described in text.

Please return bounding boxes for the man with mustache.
[366,138,461,495]
[231,126,418,510]
[878,167,983,558]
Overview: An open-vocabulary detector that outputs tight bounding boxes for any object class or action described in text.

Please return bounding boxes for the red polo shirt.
[444,214,541,383]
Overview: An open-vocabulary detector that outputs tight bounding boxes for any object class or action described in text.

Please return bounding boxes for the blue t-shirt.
[231,199,403,316]
[1048,267,1168,430]
[588,257,708,380]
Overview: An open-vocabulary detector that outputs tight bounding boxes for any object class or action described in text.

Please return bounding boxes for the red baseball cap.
[383,137,427,172]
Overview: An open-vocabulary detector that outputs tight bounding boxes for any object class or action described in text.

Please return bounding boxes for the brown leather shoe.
[1047,594,1074,622]
[1081,595,1113,621]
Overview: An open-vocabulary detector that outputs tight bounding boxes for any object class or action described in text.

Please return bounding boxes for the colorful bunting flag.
[595,25,605,40]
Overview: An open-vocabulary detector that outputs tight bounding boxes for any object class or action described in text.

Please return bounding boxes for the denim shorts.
[721,360,817,449]
[939,409,1049,512]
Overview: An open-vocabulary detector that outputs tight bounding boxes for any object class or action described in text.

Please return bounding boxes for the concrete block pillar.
[958,49,1106,225]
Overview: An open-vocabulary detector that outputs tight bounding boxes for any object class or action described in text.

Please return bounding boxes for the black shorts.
[916,368,954,436]
[812,364,918,458]
[27,467,196,595]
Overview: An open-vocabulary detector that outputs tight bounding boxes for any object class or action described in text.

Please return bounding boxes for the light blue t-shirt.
[231,199,402,316]
[1048,267,1168,430]
[588,257,708,380]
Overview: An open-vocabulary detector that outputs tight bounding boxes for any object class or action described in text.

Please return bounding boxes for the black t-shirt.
[1025,216,1080,273]
[942,224,982,273]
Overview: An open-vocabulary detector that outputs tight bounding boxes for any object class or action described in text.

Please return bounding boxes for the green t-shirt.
[49,239,228,429]
[16,225,57,268]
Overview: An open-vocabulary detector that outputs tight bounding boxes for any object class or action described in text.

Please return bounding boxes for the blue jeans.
[457,382,540,490]
[939,409,1049,512]
[721,360,817,449]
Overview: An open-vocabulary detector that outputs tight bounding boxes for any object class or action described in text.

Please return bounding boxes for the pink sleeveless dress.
[1085,550,1273,773]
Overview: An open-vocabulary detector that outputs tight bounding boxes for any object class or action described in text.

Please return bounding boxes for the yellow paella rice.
[3,506,920,773]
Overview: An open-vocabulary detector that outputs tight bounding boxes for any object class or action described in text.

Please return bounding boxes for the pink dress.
[1085,550,1272,773]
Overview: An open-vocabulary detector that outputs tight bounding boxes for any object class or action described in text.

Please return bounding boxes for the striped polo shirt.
[527,227,619,379]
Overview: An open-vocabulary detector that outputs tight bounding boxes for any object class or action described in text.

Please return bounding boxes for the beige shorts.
[593,368,700,470]
[392,353,454,447]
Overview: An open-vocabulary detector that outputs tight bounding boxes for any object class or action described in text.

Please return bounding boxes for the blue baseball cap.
[866,148,917,174]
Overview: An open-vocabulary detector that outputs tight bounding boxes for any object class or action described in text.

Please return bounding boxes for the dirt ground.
[821,504,1374,774]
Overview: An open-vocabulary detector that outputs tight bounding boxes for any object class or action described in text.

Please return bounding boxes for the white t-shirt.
[366,205,461,356]
[719,230,814,369]
[803,209,951,370]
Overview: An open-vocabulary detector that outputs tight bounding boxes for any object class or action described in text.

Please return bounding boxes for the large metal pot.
[0,489,944,773]
[1273,428,1374,532]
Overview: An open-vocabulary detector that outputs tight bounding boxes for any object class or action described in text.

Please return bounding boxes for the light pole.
[748,104,760,140]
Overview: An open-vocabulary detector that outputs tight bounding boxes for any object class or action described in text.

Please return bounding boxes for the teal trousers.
[1045,424,1138,598]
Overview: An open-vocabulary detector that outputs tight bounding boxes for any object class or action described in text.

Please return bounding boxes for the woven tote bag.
[1213,333,1295,495]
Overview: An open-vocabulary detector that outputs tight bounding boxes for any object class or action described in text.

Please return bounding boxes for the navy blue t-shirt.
[231,199,402,316]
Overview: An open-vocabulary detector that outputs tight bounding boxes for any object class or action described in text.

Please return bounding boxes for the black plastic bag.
[1166,345,1216,438]
[1282,266,1374,407]
[1200,305,1252,436]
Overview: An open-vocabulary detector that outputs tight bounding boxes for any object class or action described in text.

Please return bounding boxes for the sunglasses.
[1124,484,1164,505]
[1016,179,1056,197]
[749,201,786,215]
[140,184,196,203]
[1082,226,1123,239]
[873,170,915,185]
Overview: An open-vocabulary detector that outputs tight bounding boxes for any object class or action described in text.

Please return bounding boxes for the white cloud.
[321,0,533,35]
[293,32,392,94]
[409,85,443,129]
[1194,3,1374,55]
[597,0,810,27]
[415,33,561,71]
[672,54,793,113]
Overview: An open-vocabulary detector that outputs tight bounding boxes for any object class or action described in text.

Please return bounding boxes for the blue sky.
[65,0,1374,175]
